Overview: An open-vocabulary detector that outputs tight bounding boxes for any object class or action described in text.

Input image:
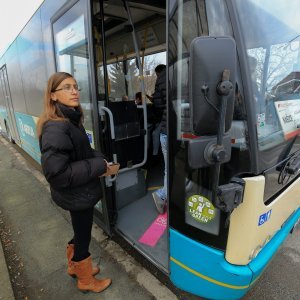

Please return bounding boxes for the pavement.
[0,133,300,300]
[0,135,177,300]
[0,233,14,300]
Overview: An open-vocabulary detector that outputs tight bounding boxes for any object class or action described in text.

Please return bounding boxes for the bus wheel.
[4,121,15,144]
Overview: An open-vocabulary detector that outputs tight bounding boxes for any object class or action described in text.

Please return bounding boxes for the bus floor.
[115,157,168,273]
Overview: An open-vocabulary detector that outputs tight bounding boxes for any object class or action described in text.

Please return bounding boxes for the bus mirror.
[188,37,237,210]
[189,36,237,136]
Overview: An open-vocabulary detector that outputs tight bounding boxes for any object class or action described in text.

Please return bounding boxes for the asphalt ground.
[0,134,299,300]
[0,135,177,300]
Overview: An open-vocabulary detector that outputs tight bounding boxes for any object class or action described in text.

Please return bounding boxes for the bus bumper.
[249,207,300,283]
[170,229,252,300]
[169,208,300,300]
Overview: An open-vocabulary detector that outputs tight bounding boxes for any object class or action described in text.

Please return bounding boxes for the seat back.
[108,101,144,168]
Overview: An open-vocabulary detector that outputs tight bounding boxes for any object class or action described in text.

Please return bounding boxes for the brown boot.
[66,244,100,277]
[73,256,112,293]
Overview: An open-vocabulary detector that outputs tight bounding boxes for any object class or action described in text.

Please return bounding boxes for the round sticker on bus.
[187,195,215,223]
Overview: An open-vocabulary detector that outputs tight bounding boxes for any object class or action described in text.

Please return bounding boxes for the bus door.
[167,1,248,298]
[91,1,169,271]
[51,0,113,234]
[167,1,300,300]
[0,65,20,143]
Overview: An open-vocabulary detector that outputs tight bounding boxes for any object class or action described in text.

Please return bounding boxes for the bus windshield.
[235,0,300,151]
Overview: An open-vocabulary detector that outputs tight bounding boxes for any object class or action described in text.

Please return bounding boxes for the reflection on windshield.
[98,53,166,101]
[236,0,300,151]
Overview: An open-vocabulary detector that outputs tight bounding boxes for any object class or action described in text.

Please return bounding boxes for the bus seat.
[108,101,140,140]
[108,101,145,168]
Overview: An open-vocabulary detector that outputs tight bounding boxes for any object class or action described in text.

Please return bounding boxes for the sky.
[0,0,44,57]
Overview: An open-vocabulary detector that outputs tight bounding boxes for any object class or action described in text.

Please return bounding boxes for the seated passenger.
[122,95,129,101]
[135,92,143,105]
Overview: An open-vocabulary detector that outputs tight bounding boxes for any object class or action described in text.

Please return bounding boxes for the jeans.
[156,133,167,201]
[152,123,162,155]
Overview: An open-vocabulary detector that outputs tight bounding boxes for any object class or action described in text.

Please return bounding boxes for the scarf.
[56,103,82,126]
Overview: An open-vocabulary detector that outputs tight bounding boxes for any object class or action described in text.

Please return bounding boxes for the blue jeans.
[156,133,167,201]
[152,123,161,155]
[147,123,154,150]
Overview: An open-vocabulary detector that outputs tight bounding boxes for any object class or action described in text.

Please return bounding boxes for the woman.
[37,72,116,293]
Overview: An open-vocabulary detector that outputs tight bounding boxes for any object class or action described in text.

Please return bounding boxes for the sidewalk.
[0,135,177,300]
[1,137,300,300]
[0,234,14,300]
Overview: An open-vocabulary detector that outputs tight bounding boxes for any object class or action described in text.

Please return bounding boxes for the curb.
[0,234,15,300]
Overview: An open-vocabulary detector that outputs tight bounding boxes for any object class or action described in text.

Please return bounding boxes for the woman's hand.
[101,160,120,177]
[146,94,153,102]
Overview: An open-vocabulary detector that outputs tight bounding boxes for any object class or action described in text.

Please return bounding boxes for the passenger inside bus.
[121,95,129,101]
[150,64,168,214]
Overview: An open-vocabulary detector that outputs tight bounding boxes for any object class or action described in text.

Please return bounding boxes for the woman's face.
[51,77,80,107]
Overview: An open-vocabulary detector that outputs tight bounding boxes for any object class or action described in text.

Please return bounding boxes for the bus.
[0,1,300,299]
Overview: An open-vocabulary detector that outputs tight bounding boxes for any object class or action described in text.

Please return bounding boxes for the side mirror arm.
[211,69,234,206]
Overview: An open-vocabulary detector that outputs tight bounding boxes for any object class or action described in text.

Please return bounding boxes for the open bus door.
[51,0,113,234]
[90,0,169,268]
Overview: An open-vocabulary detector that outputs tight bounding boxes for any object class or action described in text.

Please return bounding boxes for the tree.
[107,62,126,99]
[248,41,300,97]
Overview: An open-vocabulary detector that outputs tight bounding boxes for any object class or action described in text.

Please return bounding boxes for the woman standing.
[37,72,117,293]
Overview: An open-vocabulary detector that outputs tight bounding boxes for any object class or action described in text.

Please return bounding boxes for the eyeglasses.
[53,84,81,93]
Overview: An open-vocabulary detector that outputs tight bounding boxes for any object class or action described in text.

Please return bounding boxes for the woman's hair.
[37,72,83,137]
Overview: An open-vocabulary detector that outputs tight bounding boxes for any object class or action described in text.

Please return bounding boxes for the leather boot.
[67,244,100,277]
[73,256,112,293]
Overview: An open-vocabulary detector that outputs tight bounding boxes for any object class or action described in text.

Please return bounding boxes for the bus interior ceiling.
[93,1,168,271]
[93,1,166,61]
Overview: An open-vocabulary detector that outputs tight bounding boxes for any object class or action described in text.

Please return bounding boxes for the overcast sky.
[0,0,44,57]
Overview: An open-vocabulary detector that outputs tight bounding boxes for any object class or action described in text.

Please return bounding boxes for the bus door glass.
[167,1,256,299]
[52,0,112,234]
[168,0,234,252]
[92,0,166,171]
[0,65,20,143]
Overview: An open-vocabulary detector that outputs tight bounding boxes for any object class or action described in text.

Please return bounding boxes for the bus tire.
[4,121,15,144]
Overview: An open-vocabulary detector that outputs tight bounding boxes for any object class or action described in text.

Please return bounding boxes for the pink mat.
[139,212,167,247]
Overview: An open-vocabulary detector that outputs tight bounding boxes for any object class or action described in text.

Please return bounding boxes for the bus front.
[168,1,300,299]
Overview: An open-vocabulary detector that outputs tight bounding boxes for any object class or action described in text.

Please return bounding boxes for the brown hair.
[37,72,83,137]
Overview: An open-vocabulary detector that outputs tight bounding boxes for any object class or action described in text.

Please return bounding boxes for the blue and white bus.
[0,1,299,299]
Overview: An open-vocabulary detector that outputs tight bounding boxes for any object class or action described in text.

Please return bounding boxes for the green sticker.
[187,195,215,223]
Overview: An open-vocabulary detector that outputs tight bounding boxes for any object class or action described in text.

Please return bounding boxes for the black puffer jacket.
[152,69,167,134]
[40,104,106,211]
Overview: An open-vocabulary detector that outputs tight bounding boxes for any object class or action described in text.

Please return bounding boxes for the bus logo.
[18,118,35,138]
[258,209,272,226]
